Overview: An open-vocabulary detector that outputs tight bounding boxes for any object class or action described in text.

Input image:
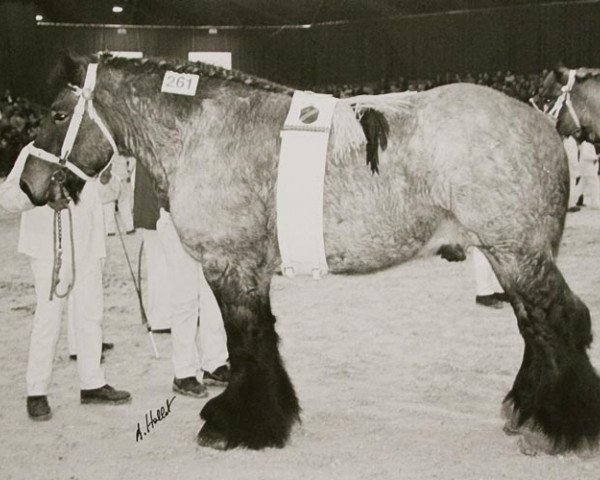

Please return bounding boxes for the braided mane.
[575,67,600,80]
[99,52,294,96]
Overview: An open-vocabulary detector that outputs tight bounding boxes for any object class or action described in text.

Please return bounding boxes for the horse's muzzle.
[19,178,47,206]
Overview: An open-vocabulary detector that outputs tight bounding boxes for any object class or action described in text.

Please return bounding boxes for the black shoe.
[492,292,510,303]
[567,206,581,212]
[27,395,52,421]
[71,342,112,360]
[476,294,503,309]
[173,377,208,398]
[81,384,131,404]
[202,365,230,386]
[126,229,136,235]
[69,354,106,363]
[151,328,171,334]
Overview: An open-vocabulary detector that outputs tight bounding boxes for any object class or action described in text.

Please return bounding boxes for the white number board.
[161,71,199,96]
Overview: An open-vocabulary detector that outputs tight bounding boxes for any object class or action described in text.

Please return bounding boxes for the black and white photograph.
[1,1,600,478]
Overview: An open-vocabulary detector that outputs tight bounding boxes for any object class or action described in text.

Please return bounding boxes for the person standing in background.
[473,248,506,309]
[132,161,171,333]
[563,136,582,212]
[133,162,230,398]
[578,141,600,209]
[98,164,121,236]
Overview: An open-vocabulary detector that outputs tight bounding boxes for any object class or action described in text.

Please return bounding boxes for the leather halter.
[28,63,118,182]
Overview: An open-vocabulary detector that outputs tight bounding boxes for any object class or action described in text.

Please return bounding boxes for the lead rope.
[49,205,76,301]
[114,214,159,359]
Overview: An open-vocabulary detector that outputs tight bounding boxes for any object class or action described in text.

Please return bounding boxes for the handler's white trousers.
[141,228,171,331]
[102,202,117,235]
[472,248,503,296]
[564,137,582,208]
[27,257,106,395]
[580,161,600,209]
[156,210,228,378]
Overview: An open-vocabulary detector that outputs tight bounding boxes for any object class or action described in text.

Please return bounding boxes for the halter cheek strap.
[548,69,582,131]
[29,63,118,182]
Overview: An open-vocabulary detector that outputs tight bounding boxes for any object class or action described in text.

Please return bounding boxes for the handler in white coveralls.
[0,143,131,421]
[98,163,122,235]
[132,162,171,332]
[472,248,506,308]
[563,136,582,210]
[578,141,600,209]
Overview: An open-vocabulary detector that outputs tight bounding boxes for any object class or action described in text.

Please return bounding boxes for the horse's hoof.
[197,424,228,450]
[518,429,557,456]
[518,436,539,456]
[503,421,521,436]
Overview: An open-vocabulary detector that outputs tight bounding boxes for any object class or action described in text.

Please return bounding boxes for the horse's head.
[540,65,600,143]
[19,53,117,206]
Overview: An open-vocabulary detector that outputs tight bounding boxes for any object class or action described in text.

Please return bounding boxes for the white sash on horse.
[276,91,338,279]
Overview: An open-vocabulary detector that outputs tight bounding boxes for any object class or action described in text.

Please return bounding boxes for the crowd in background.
[0,90,43,177]
[0,69,547,177]
[317,69,547,103]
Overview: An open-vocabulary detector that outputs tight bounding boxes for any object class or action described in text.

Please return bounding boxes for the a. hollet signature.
[135,396,176,442]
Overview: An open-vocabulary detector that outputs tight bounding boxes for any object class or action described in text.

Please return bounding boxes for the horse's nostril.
[19,179,46,206]
[19,179,32,198]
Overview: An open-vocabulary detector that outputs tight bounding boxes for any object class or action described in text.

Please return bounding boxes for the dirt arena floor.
[1,205,600,480]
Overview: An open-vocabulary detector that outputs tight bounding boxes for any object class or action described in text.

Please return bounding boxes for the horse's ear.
[553,62,570,84]
[61,51,87,87]
[48,50,88,92]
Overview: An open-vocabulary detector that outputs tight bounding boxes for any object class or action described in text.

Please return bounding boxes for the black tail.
[357,108,389,174]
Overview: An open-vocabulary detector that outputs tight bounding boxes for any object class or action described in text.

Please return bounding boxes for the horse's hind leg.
[196,263,300,450]
[489,249,600,455]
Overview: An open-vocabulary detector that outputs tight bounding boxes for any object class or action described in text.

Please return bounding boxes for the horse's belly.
[322,202,445,275]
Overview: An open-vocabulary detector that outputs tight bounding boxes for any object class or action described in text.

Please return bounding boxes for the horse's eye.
[53,112,68,123]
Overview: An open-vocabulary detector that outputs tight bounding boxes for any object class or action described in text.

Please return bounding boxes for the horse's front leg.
[197,263,300,450]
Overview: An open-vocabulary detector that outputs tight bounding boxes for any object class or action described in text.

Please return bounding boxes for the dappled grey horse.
[19,53,600,455]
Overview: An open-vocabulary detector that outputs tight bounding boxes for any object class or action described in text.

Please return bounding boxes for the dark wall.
[303,2,600,86]
[3,2,600,104]
[0,2,37,97]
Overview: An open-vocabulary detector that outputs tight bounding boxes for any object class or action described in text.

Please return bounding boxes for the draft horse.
[540,64,600,143]
[19,53,600,455]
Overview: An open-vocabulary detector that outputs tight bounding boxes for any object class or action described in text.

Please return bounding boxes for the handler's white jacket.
[0,143,105,260]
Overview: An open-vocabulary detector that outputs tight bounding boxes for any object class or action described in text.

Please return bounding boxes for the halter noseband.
[28,63,118,182]
[547,69,582,134]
